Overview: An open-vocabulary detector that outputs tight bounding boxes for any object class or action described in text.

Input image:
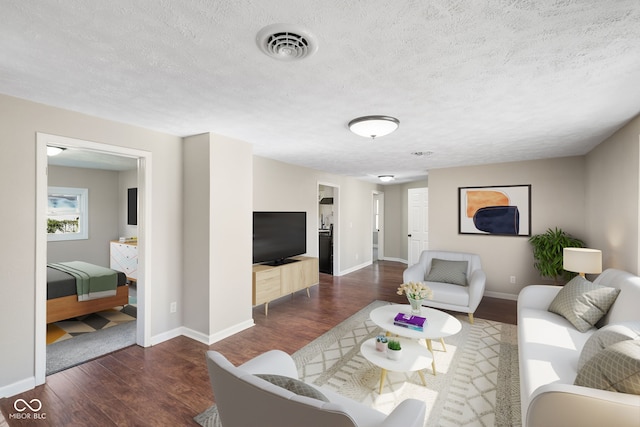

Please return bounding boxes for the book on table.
[394,312,427,331]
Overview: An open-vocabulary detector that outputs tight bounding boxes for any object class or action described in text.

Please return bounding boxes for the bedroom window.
[47,187,88,241]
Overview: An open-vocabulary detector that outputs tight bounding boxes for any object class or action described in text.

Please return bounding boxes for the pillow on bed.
[548,276,620,332]
[425,259,468,286]
[255,374,329,402]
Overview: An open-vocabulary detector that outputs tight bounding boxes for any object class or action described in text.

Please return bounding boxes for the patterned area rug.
[46,304,136,344]
[196,300,521,427]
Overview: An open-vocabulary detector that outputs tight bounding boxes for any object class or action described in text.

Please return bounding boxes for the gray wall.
[0,93,183,396]
[182,134,211,334]
[428,156,587,297]
[118,168,138,239]
[586,114,640,273]
[47,165,120,266]
[253,156,380,274]
[2,88,639,398]
[182,132,254,340]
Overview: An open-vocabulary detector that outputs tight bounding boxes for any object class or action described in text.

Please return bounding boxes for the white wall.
[428,156,587,297]
[0,94,183,397]
[585,114,640,273]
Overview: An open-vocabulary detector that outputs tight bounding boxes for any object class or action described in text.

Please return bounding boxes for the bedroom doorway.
[35,133,152,386]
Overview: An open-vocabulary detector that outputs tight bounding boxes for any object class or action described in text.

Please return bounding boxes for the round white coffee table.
[360,337,433,394]
[370,304,462,375]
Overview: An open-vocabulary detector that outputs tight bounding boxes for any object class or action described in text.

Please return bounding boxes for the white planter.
[386,348,402,360]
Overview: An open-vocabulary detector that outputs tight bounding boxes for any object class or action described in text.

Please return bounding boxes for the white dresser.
[110,240,138,281]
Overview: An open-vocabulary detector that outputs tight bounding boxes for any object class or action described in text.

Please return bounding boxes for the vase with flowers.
[397,281,433,315]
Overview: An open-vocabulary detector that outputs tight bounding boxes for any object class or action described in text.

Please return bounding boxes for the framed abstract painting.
[458,184,531,236]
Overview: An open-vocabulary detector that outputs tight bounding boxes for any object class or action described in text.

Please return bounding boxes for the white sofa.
[205,350,426,427]
[403,250,486,323]
[517,268,640,427]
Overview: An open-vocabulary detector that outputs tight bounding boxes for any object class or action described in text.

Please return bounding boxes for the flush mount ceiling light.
[47,146,66,156]
[411,151,434,157]
[378,175,395,182]
[256,24,318,61]
[348,116,399,139]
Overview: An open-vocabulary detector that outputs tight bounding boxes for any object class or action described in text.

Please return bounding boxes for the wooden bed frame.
[47,284,129,324]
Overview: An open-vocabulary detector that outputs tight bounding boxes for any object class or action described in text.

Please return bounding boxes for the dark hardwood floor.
[1,260,516,426]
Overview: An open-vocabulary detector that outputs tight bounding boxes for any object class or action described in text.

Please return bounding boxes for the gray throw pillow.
[425,258,468,286]
[548,276,620,333]
[255,374,329,402]
[574,339,640,395]
[578,322,640,370]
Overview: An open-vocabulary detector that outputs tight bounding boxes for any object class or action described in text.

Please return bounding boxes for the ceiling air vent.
[256,24,318,61]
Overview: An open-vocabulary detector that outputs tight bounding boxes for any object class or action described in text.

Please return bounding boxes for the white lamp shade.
[563,248,602,274]
[348,116,399,138]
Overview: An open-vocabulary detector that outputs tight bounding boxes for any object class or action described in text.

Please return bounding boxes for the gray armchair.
[205,350,426,427]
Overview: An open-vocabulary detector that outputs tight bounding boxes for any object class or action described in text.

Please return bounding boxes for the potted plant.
[386,339,402,360]
[375,335,388,352]
[529,227,585,284]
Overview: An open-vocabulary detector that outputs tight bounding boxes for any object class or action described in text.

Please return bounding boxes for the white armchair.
[205,350,426,427]
[403,250,486,323]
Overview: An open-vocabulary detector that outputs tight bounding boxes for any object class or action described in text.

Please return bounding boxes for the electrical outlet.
[170,302,177,313]
[509,276,516,284]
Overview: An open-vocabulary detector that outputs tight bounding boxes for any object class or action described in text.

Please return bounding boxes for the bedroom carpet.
[46,304,137,344]
[46,317,137,375]
[195,300,521,427]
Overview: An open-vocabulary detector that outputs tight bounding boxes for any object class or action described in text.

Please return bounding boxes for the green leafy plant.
[387,340,401,351]
[529,227,585,283]
[47,218,79,234]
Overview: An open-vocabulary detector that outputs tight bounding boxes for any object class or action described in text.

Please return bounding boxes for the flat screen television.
[253,211,306,265]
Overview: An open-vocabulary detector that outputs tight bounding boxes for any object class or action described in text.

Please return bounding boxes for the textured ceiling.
[3,1,640,183]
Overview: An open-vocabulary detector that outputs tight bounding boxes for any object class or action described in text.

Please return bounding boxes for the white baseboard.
[338,260,372,276]
[381,256,407,264]
[150,327,184,346]
[484,290,519,301]
[180,319,255,346]
[0,376,35,399]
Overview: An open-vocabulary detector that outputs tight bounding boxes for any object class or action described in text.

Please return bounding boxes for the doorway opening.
[407,187,428,266]
[372,191,385,262]
[35,133,152,385]
[318,182,339,275]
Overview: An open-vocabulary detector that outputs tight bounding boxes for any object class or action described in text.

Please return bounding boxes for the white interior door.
[408,187,428,265]
[372,192,384,261]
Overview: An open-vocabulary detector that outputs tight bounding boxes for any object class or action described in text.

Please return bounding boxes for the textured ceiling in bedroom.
[2,1,640,182]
